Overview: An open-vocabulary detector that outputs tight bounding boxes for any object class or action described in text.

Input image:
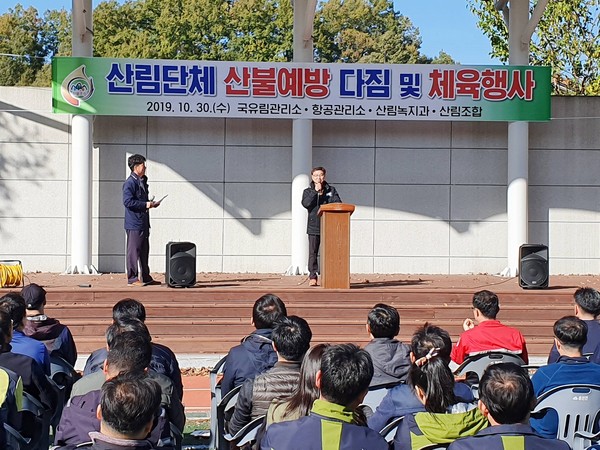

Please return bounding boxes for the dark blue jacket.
[549,319,600,363]
[261,399,389,450]
[11,329,51,375]
[221,329,277,396]
[83,343,183,400]
[123,172,150,231]
[531,355,600,439]
[54,389,174,449]
[301,182,341,235]
[448,423,571,450]
[368,382,475,433]
[24,315,78,366]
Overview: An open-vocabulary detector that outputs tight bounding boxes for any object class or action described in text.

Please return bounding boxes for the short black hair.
[479,362,534,424]
[311,166,326,175]
[272,315,312,362]
[320,344,373,407]
[574,288,600,318]
[106,331,152,374]
[411,323,453,363]
[113,298,146,323]
[128,154,146,171]
[473,290,500,319]
[554,316,587,351]
[100,372,161,437]
[252,294,287,329]
[0,293,26,328]
[106,317,152,348]
[367,303,400,338]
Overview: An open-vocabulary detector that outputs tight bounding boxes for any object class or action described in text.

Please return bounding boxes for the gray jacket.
[364,337,411,387]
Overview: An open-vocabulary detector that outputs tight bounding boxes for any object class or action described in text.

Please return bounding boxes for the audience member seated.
[393,338,487,450]
[228,315,312,436]
[54,331,181,448]
[0,292,51,375]
[0,365,22,447]
[260,343,389,450]
[83,298,183,400]
[364,303,411,388]
[451,290,529,366]
[21,283,78,366]
[266,343,330,427]
[76,372,163,450]
[531,315,600,439]
[368,323,474,433]
[0,309,57,439]
[221,293,287,396]
[549,287,600,363]
[448,362,569,450]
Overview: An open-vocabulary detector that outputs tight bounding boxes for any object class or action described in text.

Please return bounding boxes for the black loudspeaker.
[166,242,196,288]
[519,244,549,289]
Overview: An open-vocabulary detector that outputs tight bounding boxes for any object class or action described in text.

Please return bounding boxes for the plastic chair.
[454,352,526,398]
[216,384,242,450]
[224,414,265,449]
[531,384,600,450]
[454,351,526,381]
[208,355,227,450]
[19,392,49,450]
[379,416,404,444]
[360,387,392,416]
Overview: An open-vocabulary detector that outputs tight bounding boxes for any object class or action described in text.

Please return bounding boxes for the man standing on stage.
[301,167,341,286]
[123,154,161,286]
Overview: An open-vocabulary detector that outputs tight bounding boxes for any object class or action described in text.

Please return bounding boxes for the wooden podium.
[318,203,355,289]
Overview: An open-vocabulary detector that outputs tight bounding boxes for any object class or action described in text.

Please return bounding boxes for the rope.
[0,261,23,288]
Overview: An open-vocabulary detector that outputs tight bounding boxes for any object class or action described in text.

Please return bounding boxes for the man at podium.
[301,167,341,286]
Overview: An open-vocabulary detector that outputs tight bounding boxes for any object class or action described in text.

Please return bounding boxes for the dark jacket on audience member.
[228,360,301,436]
[548,319,600,363]
[0,346,56,410]
[221,328,277,396]
[53,389,174,449]
[368,382,475,433]
[364,337,411,387]
[261,399,389,450]
[79,431,156,450]
[83,343,183,400]
[24,315,78,366]
[70,370,185,432]
[447,423,571,450]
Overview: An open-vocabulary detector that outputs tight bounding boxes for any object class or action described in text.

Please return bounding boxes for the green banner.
[52,57,551,122]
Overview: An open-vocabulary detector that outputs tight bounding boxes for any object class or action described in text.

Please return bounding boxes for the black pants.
[308,234,320,279]
[126,229,151,283]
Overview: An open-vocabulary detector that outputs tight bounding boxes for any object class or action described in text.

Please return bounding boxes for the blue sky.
[1,0,501,65]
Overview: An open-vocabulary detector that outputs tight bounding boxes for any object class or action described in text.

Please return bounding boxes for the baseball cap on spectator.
[21,283,47,310]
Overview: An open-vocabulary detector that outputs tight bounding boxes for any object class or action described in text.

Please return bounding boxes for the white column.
[501,0,529,277]
[66,0,97,274]
[286,0,314,275]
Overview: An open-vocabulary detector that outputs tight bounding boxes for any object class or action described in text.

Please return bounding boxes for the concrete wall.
[1,87,599,275]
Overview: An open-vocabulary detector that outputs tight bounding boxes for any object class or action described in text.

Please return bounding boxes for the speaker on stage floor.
[166,242,196,288]
[519,244,549,289]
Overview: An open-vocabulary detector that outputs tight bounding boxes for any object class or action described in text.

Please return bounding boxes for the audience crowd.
[0,285,598,449]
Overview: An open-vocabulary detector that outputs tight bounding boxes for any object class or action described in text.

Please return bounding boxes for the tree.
[313,0,429,64]
[0,5,45,86]
[93,0,231,60]
[467,0,600,95]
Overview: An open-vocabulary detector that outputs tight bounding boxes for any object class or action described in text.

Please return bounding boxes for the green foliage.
[468,0,600,95]
[313,0,427,64]
[0,5,45,85]
[0,0,458,86]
